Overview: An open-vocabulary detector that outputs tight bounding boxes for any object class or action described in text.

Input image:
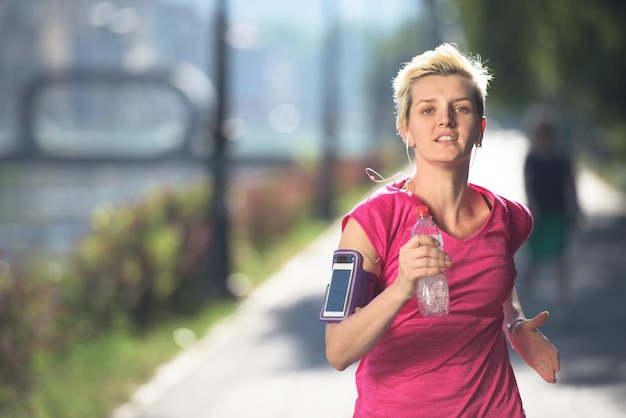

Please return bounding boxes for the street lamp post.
[207,0,232,297]
[318,0,340,220]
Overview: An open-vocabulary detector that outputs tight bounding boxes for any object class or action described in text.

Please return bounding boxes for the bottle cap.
[416,205,430,217]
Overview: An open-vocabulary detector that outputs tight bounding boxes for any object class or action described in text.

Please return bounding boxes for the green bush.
[1,163,328,415]
[0,264,62,416]
[74,181,212,329]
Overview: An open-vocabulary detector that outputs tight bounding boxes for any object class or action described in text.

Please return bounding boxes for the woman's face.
[404,74,485,166]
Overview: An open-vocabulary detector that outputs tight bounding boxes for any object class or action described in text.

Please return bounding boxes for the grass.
[22,301,237,418]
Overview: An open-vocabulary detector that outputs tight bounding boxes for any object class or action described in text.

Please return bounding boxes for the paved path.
[113,129,626,418]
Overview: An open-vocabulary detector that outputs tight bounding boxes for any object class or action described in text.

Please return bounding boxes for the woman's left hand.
[509,311,561,383]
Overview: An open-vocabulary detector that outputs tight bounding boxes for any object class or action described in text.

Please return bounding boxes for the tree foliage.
[454,0,626,161]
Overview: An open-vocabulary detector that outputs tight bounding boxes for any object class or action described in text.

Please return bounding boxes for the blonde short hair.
[392,43,492,134]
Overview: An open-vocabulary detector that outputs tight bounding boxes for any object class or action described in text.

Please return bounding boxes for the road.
[113,128,626,418]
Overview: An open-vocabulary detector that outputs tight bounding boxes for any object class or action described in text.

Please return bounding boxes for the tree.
[454,0,626,162]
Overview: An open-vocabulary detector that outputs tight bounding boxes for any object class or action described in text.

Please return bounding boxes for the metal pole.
[208,0,232,297]
[318,0,339,220]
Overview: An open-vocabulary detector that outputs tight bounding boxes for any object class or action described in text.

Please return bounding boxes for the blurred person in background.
[324,43,560,417]
[522,116,580,321]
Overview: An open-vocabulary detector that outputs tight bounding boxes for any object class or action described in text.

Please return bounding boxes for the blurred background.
[0,0,624,416]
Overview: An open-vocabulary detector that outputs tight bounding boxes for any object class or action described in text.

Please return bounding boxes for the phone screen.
[324,255,354,316]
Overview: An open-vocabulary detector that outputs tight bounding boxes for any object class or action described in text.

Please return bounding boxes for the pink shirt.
[343,181,532,418]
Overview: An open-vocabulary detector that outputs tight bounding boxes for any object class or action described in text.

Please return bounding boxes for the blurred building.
[0,0,453,260]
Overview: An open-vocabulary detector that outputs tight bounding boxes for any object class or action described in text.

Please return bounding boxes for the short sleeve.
[504,199,534,254]
[341,183,417,265]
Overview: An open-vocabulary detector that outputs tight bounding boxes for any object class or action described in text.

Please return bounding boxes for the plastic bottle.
[411,205,450,317]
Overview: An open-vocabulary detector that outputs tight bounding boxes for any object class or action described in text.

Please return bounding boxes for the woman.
[324,43,560,417]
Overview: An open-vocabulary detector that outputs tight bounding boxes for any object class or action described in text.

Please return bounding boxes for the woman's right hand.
[394,234,451,298]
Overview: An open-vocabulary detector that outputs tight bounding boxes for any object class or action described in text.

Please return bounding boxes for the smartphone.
[319,250,376,322]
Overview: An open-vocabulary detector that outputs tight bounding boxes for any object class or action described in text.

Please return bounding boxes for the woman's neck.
[408,164,469,210]
[407,165,484,236]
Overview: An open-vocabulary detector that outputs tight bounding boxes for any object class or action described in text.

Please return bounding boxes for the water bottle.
[411,205,450,317]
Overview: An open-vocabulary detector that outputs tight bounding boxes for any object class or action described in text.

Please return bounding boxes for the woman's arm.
[325,218,450,370]
[503,288,561,383]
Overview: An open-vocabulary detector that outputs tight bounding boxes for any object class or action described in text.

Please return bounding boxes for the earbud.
[365,167,381,182]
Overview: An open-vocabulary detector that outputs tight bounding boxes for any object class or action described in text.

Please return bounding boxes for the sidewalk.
[114,131,626,418]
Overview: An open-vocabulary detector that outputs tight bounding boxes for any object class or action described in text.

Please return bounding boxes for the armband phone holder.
[319,249,376,323]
